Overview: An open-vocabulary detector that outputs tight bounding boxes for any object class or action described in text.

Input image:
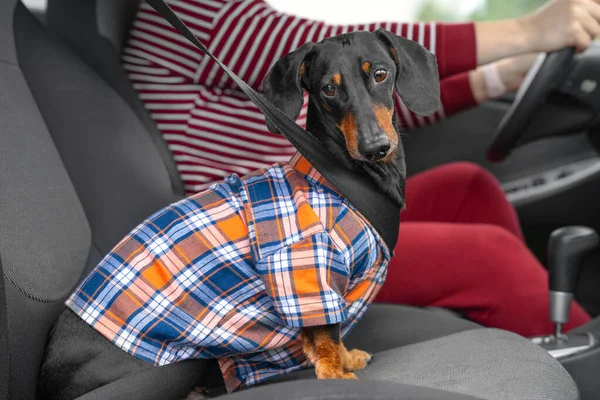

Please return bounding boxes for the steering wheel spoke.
[486,48,576,162]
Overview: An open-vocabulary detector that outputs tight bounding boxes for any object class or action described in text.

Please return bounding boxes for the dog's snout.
[360,136,390,161]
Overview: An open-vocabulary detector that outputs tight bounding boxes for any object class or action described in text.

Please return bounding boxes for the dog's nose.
[361,138,390,161]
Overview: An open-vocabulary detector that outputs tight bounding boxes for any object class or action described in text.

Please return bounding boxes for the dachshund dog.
[260,28,440,384]
[38,29,439,399]
[264,28,440,207]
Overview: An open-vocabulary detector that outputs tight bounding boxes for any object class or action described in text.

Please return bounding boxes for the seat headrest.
[97,0,141,52]
[46,0,140,53]
[0,0,19,64]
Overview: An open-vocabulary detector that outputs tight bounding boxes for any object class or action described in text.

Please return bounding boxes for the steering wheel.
[486,47,576,162]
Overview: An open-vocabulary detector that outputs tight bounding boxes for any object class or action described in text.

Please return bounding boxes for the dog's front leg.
[301,324,357,379]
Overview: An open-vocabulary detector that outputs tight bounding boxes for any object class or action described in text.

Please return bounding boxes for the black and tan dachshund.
[262,28,440,382]
[38,29,439,398]
[264,28,440,208]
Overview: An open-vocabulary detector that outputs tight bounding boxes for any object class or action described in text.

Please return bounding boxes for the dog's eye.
[321,84,336,97]
[374,69,388,83]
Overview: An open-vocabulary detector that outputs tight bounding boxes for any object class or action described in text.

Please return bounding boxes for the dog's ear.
[374,29,440,116]
[262,42,315,134]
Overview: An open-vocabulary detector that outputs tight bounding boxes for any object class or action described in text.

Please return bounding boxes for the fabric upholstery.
[4,282,66,399]
[74,359,207,400]
[16,5,180,254]
[1,5,90,303]
[0,2,582,400]
[51,303,482,400]
[274,329,580,400]
[0,10,92,389]
[222,380,486,400]
[357,329,579,400]
[45,0,185,197]
[73,359,490,400]
[343,304,480,353]
[96,0,141,52]
[0,0,18,64]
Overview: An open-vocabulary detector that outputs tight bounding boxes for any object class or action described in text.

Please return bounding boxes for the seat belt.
[146,0,400,252]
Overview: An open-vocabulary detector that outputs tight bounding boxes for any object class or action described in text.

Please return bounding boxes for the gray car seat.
[0,0,581,399]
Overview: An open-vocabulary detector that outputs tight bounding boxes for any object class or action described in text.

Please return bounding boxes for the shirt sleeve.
[440,72,478,116]
[256,231,349,328]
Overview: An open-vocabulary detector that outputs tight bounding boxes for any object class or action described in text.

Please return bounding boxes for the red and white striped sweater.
[123,0,478,194]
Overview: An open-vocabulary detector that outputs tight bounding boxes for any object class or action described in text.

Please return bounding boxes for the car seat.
[0,0,582,398]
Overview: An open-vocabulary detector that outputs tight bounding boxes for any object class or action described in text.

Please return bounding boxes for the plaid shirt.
[66,153,391,392]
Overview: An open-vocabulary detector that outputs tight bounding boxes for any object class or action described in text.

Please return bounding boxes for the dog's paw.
[315,358,359,380]
[317,369,358,380]
[342,349,372,372]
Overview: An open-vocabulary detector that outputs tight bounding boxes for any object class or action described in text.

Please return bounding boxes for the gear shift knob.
[531,226,598,358]
[548,226,598,335]
[549,226,598,293]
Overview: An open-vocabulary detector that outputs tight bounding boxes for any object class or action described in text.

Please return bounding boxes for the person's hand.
[497,53,540,92]
[521,0,600,54]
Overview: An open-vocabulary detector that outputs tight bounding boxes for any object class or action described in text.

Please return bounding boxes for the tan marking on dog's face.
[336,113,361,159]
[332,73,342,86]
[372,105,399,163]
[321,102,332,113]
[362,61,371,74]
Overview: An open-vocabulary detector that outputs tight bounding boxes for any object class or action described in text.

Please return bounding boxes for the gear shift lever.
[532,226,599,358]
[548,226,599,338]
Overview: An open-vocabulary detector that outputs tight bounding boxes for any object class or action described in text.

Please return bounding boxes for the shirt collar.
[287,152,340,194]
[288,153,392,259]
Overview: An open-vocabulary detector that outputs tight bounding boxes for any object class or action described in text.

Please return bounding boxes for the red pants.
[375,162,591,337]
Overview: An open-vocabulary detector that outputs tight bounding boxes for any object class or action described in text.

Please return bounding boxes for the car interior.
[2,0,600,399]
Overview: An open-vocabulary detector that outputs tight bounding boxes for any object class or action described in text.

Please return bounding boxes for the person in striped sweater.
[122,0,600,337]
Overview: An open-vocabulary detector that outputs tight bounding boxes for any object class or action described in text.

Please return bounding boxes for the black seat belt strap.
[145,0,399,251]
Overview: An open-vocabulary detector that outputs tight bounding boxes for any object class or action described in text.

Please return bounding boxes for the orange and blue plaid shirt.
[65,153,391,392]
